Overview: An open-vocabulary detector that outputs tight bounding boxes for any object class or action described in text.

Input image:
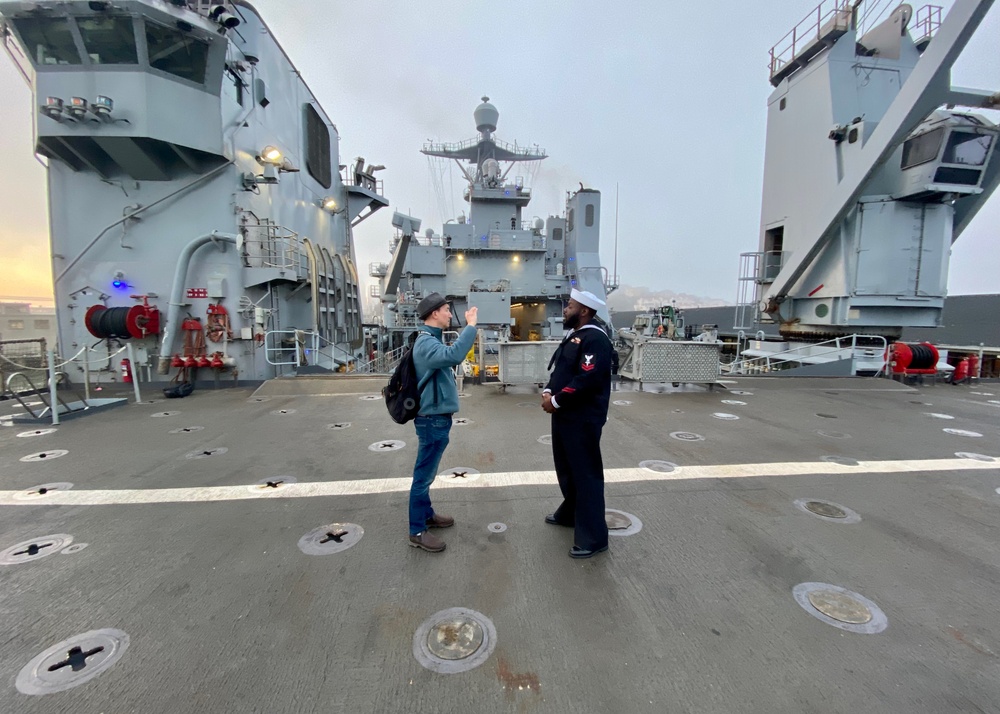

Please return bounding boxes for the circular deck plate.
[487,522,507,534]
[20,450,69,463]
[720,400,746,406]
[793,583,887,634]
[458,393,469,398]
[794,498,861,524]
[61,543,89,555]
[943,428,982,438]
[328,422,352,430]
[150,411,180,418]
[184,447,228,459]
[817,430,851,439]
[606,509,643,536]
[612,400,633,406]
[169,426,204,434]
[537,434,552,445]
[297,523,363,555]
[413,608,497,674]
[924,412,954,420]
[12,483,74,501]
[712,412,739,420]
[17,428,57,438]
[821,455,860,466]
[270,408,297,416]
[670,431,705,442]
[452,418,472,425]
[368,440,405,452]
[359,395,381,401]
[729,390,753,396]
[1,535,74,565]
[247,396,271,403]
[16,629,130,695]
[639,460,678,473]
[955,452,996,462]
[437,467,481,484]
[249,475,298,493]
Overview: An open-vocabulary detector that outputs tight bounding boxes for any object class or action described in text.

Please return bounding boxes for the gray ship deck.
[2,376,1000,713]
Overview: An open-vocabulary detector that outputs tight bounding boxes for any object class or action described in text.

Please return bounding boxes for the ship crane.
[742,0,1000,340]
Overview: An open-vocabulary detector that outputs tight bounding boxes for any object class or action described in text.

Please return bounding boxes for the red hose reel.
[84,296,160,339]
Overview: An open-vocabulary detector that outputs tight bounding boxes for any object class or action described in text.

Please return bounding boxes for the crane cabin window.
[941,132,993,166]
[13,17,82,65]
[78,16,138,64]
[901,127,945,169]
[305,104,332,189]
[145,20,209,83]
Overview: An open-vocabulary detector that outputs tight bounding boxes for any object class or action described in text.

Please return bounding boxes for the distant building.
[0,301,58,346]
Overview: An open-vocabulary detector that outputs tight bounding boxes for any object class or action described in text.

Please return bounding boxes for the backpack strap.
[414,331,439,392]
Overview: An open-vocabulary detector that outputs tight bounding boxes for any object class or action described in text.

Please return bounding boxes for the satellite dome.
[533,218,544,231]
[475,96,499,133]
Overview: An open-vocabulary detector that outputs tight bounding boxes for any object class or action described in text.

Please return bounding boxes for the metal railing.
[726,334,888,375]
[913,4,943,44]
[769,0,852,77]
[242,222,304,274]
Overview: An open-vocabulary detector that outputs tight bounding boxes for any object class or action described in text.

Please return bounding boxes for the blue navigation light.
[505,190,510,196]
[112,279,128,290]
[571,279,577,286]
[568,256,575,261]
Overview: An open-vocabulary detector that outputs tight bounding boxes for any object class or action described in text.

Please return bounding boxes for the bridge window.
[34,319,51,330]
[13,17,82,65]
[585,204,594,227]
[145,20,209,83]
[7,320,25,330]
[78,16,137,64]
[552,228,563,241]
[901,127,944,169]
[305,104,332,188]
[942,131,992,166]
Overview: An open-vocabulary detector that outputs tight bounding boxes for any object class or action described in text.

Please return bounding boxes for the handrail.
[769,0,852,76]
[728,334,889,375]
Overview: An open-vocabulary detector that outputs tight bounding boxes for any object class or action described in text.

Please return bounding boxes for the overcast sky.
[1,0,997,305]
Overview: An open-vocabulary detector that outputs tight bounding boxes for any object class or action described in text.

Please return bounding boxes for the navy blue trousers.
[550,416,609,551]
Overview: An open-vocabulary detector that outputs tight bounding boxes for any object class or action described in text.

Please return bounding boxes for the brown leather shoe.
[409,531,446,552]
[426,513,455,528]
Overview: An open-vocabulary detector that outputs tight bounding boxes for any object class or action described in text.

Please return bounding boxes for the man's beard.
[564,312,580,330]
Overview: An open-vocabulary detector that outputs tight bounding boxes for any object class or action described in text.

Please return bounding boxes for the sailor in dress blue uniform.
[541,289,613,558]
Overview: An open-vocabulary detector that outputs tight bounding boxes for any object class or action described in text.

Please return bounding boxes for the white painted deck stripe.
[0,457,996,506]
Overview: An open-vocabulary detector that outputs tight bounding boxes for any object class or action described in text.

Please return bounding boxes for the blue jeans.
[410,414,453,535]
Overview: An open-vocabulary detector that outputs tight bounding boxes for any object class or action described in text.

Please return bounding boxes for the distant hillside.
[606,285,729,312]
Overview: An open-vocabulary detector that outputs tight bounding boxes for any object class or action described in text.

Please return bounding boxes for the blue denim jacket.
[412,324,477,415]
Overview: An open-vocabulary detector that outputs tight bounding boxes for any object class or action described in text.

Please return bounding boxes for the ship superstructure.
[0,0,387,383]
[736,0,999,339]
[375,98,616,350]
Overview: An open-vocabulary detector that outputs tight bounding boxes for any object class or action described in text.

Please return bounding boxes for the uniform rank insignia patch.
[581,354,595,371]
[571,337,582,344]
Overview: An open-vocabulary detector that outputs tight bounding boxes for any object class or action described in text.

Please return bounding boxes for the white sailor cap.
[570,288,605,312]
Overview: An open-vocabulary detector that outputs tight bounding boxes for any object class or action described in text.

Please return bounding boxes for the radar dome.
[475,96,499,133]
[483,159,500,180]
[533,218,544,231]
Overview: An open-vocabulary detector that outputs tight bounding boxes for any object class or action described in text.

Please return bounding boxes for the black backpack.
[383,332,437,424]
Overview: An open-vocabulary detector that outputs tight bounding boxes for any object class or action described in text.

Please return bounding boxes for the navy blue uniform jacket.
[544,324,613,422]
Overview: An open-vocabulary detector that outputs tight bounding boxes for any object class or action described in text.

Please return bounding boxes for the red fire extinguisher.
[121,358,132,383]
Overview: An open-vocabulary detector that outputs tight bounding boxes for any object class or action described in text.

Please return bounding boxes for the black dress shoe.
[569,545,608,559]
[545,513,573,527]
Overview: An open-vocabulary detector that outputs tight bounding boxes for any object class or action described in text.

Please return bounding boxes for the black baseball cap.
[417,292,448,319]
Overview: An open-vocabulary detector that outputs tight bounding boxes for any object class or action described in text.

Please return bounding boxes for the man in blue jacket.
[408,292,479,552]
